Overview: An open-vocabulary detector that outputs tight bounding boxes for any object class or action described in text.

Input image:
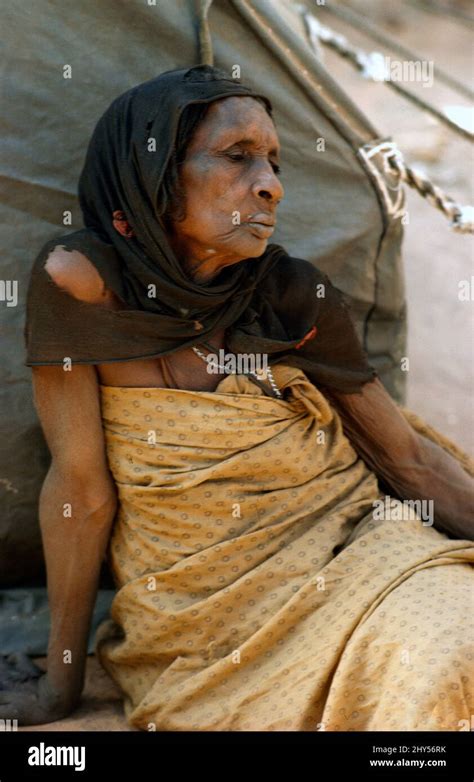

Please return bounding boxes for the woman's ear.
[112,210,135,238]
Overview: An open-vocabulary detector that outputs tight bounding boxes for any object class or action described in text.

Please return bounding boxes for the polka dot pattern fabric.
[95,364,474,731]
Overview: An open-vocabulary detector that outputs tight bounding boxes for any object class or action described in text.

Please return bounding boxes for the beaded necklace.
[192,341,282,399]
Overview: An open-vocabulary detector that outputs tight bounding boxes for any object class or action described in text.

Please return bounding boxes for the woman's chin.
[237,235,269,259]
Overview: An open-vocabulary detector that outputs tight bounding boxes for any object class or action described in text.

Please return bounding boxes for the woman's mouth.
[244,221,275,238]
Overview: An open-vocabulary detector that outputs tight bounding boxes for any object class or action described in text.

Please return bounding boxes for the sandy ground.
[19,0,473,733]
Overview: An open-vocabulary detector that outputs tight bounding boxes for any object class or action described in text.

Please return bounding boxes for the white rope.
[303,12,474,143]
[304,12,474,234]
[384,148,474,233]
[320,1,473,100]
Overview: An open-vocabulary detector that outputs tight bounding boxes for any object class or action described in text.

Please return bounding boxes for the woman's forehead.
[191,96,280,152]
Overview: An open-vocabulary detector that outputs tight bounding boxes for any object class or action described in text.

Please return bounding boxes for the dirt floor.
[19,0,473,733]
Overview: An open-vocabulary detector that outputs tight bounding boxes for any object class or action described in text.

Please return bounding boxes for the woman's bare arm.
[325,377,474,540]
[0,363,117,724]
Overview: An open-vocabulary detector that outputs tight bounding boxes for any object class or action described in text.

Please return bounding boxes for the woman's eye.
[226,153,281,175]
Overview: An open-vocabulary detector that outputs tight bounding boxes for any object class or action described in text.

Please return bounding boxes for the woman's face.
[166,96,284,283]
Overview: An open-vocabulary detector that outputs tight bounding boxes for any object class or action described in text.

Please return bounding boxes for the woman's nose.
[252,162,284,204]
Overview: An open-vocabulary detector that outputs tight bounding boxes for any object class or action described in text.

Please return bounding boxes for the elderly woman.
[2,65,473,731]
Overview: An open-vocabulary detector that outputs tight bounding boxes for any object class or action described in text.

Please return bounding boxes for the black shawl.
[24,64,378,394]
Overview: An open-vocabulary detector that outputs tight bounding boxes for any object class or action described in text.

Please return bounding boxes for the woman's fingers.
[0,653,36,691]
[0,681,62,725]
[0,657,21,688]
[0,690,31,721]
[0,654,42,689]
[6,652,43,679]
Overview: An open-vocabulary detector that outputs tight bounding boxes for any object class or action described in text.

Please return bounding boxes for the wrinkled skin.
[0,653,74,724]
[2,93,472,728]
[166,96,284,282]
[0,95,285,724]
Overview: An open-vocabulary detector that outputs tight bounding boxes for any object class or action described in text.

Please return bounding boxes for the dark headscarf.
[24,64,378,394]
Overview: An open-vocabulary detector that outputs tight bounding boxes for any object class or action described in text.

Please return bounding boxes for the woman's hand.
[0,652,78,725]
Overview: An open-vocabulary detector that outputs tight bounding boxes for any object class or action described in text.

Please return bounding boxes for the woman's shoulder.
[39,237,120,309]
[43,243,107,305]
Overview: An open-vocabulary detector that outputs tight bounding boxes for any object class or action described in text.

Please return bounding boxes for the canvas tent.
[0,0,407,586]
